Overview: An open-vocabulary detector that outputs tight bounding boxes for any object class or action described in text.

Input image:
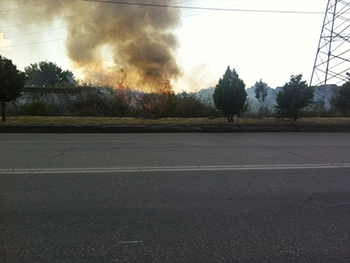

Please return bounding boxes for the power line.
[2,0,324,49]
[82,0,324,15]
[0,0,36,6]
[3,0,188,47]
[0,0,61,12]
[0,0,190,29]
[9,36,67,48]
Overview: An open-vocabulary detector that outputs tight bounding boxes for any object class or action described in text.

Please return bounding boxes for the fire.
[163,79,171,98]
[73,58,174,96]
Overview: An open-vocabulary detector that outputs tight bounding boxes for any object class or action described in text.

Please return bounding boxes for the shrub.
[20,100,54,116]
[331,82,350,115]
[135,92,175,119]
[275,74,314,121]
[174,91,216,117]
[111,91,130,117]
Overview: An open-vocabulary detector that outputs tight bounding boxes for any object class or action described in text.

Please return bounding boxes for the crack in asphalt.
[27,148,72,168]
[247,140,327,164]
[47,148,71,161]
[271,147,318,162]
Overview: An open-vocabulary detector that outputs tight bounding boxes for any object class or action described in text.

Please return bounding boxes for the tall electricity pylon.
[310,0,350,87]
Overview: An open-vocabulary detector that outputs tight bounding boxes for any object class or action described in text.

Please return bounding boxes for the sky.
[0,0,328,92]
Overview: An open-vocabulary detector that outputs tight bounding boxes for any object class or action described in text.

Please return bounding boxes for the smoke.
[0,0,182,90]
[0,33,11,50]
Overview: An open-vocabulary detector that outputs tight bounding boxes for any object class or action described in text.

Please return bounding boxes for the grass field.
[1,116,350,127]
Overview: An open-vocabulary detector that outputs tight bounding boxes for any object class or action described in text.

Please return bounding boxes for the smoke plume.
[0,0,182,90]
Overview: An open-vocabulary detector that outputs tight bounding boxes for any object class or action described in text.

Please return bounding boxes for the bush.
[70,87,130,117]
[111,91,130,117]
[70,90,107,116]
[331,82,350,115]
[20,100,54,116]
[173,91,216,117]
[275,74,314,121]
[134,92,175,119]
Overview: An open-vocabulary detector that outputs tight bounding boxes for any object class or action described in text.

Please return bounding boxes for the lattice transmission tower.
[310,0,350,87]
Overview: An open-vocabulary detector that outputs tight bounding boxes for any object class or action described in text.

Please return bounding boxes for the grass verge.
[1,116,350,126]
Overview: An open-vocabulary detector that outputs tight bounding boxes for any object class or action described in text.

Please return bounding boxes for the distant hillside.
[195,87,215,102]
[195,85,337,114]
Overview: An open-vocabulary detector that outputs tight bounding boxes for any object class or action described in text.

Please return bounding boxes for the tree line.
[1,55,350,122]
[214,66,350,122]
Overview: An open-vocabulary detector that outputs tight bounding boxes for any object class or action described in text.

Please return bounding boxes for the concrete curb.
[1,124,350,133]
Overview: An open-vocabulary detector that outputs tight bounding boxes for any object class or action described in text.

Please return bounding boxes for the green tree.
[213,66,247,122]
[25,61,76,87]
[331,79,350,115]
[254,79,268,116]
[0,56,26,122]
[275,74,314,121]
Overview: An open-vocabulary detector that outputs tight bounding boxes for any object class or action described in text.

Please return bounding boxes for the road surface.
[1,133,350,262]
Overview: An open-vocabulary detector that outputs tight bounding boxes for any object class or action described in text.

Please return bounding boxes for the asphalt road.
[1,133,350,262]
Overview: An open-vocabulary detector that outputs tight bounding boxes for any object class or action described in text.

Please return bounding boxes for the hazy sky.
[0,0,328,91]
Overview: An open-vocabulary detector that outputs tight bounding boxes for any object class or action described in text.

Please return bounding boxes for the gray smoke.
[1,0,183,90]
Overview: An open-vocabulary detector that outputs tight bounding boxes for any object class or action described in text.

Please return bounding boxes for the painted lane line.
[1,163,350,174]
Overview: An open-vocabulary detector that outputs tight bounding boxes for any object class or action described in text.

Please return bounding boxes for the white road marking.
[1,163,350,174]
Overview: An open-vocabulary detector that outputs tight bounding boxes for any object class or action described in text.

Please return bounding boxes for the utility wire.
[82,0,324,15]
[2,0,324,48]
[0,0,38,6]
[0,0,61,12]
[2,0,189,47]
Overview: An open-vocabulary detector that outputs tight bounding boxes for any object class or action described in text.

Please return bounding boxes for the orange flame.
[163,79,171,99]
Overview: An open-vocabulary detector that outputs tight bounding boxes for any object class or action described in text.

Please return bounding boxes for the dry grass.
[1,116,350,126]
